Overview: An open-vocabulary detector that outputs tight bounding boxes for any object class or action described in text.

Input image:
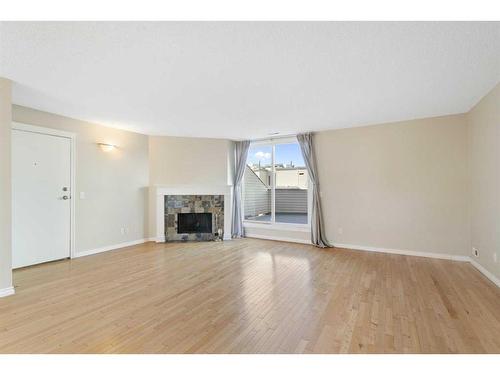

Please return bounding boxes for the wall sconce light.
[97,143,117,152]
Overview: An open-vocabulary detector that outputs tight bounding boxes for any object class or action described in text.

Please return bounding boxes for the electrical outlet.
[120,227,125,235]
[472,247,479,258]
[338,227,343,235]
[494,252,497,263]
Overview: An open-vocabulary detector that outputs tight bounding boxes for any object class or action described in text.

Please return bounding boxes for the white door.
[12,129,72,268]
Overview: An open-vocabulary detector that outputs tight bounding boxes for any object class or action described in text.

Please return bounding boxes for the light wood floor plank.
[0,238,499,353]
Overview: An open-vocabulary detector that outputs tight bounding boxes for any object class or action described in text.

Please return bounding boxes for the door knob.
[62,195,69,200]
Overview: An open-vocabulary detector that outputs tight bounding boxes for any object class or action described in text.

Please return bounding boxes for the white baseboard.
[332,242,499,288]
[469,259,500,288]
[155,236,166,243]
[0,286,15,298]
[245,233,312,245]
[73,238,148,258]
[333,242,470,262]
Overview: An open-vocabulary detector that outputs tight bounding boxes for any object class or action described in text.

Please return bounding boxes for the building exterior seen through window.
[243,141,308,224]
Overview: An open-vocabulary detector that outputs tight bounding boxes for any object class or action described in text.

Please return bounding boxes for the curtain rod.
[248,133,299,142]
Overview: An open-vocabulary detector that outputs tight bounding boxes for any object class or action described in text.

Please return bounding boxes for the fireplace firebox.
[177,213,212,234]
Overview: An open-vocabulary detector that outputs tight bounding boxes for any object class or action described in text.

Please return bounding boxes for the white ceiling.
[1,22,499,139]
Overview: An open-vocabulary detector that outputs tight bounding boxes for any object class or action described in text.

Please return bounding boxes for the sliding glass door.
[243,138,309,225]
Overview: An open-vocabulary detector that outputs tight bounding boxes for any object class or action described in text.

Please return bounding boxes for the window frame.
[242,136,311,229]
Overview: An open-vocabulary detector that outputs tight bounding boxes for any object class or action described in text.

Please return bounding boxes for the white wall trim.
[333,242,470,261]
[12,121,77,260]
[12,122,76,139]
[73,238,150,258]
[245,233,312,245]
[0,286,15,298]
[469,259,500,288]
[243,221,311,232]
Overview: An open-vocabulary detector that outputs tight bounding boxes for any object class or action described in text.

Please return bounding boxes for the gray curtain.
[297,133,331,248]
[231,140,251,238]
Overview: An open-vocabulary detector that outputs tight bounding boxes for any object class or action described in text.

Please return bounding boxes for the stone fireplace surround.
[165,195,224,241]
[154,185,233,242]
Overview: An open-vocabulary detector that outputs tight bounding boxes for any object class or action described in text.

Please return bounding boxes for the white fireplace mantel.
[154,185,233,242]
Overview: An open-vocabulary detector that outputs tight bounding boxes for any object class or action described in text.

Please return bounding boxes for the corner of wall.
[0,77,13,292]
[465,81,500,281]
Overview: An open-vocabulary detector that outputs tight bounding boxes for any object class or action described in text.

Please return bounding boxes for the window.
[243,138,309,225]
[243,144,272,222]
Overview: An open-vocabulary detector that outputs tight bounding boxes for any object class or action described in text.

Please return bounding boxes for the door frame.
[12,122,77,259]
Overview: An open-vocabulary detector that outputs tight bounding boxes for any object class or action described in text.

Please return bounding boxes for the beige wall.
[315,114,470,256]
[0,78,12,291]
[149,136,233,187]
[148,135,234,237]
[12,105,149,254]
[467,82,500,280]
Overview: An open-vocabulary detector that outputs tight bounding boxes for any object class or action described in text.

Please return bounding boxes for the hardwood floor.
[0,238,499,353]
